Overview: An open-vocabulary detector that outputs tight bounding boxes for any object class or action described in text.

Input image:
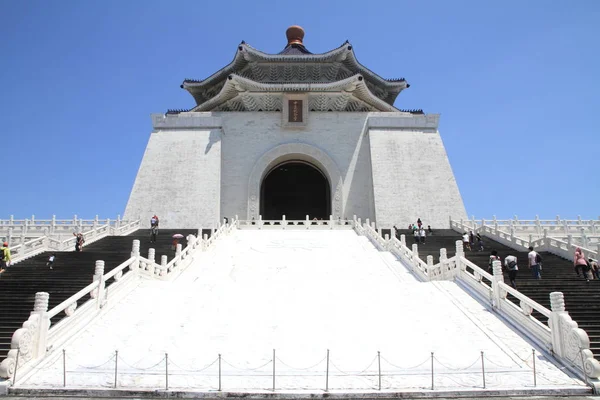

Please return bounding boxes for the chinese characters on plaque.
[288,100,303,123]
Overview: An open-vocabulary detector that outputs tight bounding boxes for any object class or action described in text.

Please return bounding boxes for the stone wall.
[368,119,467,229]
[124,111,467,228]
[124,126,221,229]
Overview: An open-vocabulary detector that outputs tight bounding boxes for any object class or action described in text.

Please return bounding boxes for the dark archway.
[260,161,330,220]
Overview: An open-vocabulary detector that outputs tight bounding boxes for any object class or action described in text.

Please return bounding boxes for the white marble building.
[124,26,467,229]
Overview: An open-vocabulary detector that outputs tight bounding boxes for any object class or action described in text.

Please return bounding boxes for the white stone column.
[455,240,464,273]
[92,261,105,309]
[32,292,50,360]
[491,260,504,308]
[131,240,140,271]
[147,248,156,275]
[439,248,448,280]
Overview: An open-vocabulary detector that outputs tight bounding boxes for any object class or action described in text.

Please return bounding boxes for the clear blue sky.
[1,0,598,221]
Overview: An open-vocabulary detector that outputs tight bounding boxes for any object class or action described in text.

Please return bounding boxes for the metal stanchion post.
[430,352,434,390]
[377,351,381,391]
[218,354,222,391]
[532,349,536,387]
[165,353,169,391]
[325,349,330,392]
[63,349,66,387]
[481,351,486,389]
[114,350,118,388]
[272,349,276,392]
[13,347,21,386]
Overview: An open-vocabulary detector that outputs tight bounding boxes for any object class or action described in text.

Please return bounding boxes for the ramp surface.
[18,230,587,393]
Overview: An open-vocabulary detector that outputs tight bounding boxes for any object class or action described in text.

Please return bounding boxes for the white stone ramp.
[18,230,587,394]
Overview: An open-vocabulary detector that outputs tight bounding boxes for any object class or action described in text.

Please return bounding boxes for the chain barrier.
[117,355,166,371]
[275,355,327,371]
[434,355,481,371]
[16,348,586,391]
[329,355,378,376]
[380,354,430,370]
[221,357,273,371]
[65,353,115,370]
[168,356,219,373]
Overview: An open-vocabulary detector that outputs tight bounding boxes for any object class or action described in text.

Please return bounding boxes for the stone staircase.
[400,229,600,356]
[0,228,198,363]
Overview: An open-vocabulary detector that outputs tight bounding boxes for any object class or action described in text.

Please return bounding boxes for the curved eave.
[343,49,408,104]
[192,74,399,112]
[181,42,409,106]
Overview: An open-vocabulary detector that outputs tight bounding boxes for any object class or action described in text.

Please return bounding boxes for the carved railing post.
[400,234,406,247]
[491,260,505,308]
[439,248,448,279]
[131,240,140,271]
[92,261,106,309]
[0,292,51,379]
[549,292,600,379]
[147,248,156,275]
[455,240,464,273]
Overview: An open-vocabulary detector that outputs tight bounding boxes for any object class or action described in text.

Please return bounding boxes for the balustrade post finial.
[176,243,182,257]
[550,292,565,312]
[490,260,505,308]
[426,255,433,267]
[148,248,155,264]
[400,234,406,246]
[33,292,50,313]
[411,243,419,261]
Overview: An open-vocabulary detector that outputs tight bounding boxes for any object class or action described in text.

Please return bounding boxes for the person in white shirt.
[462,232,471,251]
[419,227,426,244]
[504,254,518,289]
[46,253,56,270]
[527,246,541,279]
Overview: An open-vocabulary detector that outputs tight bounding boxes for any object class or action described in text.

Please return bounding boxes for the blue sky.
[1,0,598,221]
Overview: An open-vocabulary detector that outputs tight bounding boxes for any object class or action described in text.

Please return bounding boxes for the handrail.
[104,257,136,281]
[47,280,100,319]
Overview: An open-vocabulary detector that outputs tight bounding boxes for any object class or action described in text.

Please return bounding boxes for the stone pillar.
[92,260,106,309]
[411,243,419,264]
[176,243,182,257]
[147,248,156,275]
[131,239,140,271]
[581,228,588,249]
[51,215,56,235]
[491,260,504,308]
[161,255,167,267]
[32,292,50,360]
[400,234,406,247]
[455,240,464,272]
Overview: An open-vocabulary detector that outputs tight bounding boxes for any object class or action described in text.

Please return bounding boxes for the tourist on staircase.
[476,233,484,251]
[0,241,11,273]
[488,250,501,273]
[590,258,599,280]
[46,253,56,270]
[419,226,426,244]
[573,247,589,280]
[73,232,85,252]
[527,246,542,280]
[462,232,471,251]
[504,254,519,289]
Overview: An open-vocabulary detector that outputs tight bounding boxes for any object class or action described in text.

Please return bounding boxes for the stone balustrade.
[450,219,599,262]
[355,221,600,385]
[0,217,238,382]
[6,220,141,265]
[454,215,600,239]
[0,215,132,245]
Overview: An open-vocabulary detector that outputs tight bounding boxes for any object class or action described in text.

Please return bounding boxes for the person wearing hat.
[0,241,11,273]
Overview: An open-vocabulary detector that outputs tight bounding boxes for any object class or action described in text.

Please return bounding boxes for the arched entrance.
[260,161,331,220]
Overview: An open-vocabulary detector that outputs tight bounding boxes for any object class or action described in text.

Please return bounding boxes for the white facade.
[124,111,467,229]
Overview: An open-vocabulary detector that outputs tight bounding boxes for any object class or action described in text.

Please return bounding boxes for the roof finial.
[286,25,305,46]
